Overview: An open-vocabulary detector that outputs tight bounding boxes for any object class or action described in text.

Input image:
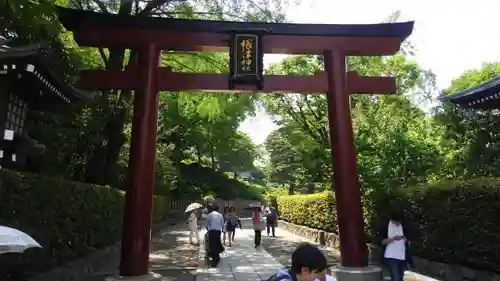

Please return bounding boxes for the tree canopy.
[4,1,500,200]
[1,0,283,200]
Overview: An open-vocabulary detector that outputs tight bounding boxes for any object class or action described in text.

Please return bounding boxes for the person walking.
[188,209,200,245]
[222,206,229,245]
[228,206,242,242]
[379,210,414,281]
[224,206,241,246]
[205,204,225,267]
[264,202,277,237]
[252,206,266,248]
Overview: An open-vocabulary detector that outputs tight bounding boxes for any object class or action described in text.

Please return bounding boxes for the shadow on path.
[259,232,341,268]
[85,221,198,281]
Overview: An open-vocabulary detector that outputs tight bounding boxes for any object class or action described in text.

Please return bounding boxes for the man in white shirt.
[204,204,225,267]
[381,211,411,281]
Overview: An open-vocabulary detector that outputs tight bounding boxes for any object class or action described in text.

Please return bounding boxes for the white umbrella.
[0,225,42,254]
[185,202,203,213]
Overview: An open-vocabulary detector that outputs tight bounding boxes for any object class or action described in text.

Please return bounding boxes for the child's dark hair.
[389,210,403,222]
[290,242,327,274]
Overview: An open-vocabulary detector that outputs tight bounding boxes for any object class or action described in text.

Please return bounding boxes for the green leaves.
[277,192,337,232]
[262,52,439,193]
[280,178,500,273]
[436,62,500,179]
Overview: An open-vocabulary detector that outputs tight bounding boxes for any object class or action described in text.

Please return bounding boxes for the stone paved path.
[85,218,438,281]
[258,220,342,268]
[196,227,284,281]
[86,222,198,281]
[258,220,439,281]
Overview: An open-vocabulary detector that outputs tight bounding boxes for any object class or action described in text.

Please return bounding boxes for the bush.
[0,170,167,278]
[277,192,337,232]
[176,163,264,200]
[278,178,500,272]
[394,178,500,271]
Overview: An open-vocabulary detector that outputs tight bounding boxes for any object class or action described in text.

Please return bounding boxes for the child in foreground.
[268,242,336,281]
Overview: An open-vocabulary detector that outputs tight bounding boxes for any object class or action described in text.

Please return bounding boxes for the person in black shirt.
[264,203,277,237]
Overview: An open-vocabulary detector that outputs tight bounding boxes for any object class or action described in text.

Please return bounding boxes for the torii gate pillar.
[120,43,160,278]
[324,50,381,280]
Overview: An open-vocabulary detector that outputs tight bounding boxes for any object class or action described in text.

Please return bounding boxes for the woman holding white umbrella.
[185,202,203,245]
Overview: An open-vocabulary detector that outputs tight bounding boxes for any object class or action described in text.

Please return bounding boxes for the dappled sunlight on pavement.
[196,227,283,281]
[84,221,198,281]
[259,223,440,281]
[149,227,198,271]
[260,230,341,268]
[81,218,438,281]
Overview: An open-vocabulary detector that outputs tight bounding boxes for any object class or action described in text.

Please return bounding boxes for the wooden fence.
[166,199,261,215]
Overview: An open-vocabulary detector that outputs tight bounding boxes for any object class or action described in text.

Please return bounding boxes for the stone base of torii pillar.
[331,265,383,281]
[105,272,162,281]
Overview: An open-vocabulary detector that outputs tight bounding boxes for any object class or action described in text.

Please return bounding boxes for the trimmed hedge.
[277,192,337,232]
[277,178,500,272]
[0,170,168,277]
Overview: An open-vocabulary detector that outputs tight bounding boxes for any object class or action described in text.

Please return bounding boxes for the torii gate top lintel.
[56,6,413,56]
[56,7,413,94]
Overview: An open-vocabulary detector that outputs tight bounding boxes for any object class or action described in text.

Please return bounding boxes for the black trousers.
[207,230,223,265]
[266,219,276,237]
[254,230,262,246]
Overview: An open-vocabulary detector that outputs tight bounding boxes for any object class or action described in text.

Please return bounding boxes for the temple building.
[440,76,500,109]
[0,38,87,169]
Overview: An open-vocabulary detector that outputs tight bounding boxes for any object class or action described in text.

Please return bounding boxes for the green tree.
[262,49,440,194]
[435,62,500,179]
[66,0,289,185]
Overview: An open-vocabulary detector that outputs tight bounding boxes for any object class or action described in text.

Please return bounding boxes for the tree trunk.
[84,52,136,184]
[307,182,315,194]
[82,0,136,185]
[195,144,202,164]
[103,108,129,184]
[210,144,216,170]
[288,183,295,195]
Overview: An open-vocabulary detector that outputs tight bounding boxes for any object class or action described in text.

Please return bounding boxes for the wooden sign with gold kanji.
[229,32,264,89]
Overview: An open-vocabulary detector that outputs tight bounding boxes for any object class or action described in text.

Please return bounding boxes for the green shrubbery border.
[0,169,168,277]
[277,178,500,272]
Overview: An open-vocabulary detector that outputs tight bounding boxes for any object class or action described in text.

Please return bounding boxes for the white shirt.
[325,275,337,281]
[205,211,224,231]
[188,212,198,227]
[384,221,406,260]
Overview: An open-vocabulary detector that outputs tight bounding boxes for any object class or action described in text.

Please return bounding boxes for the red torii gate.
[56,7,413,281]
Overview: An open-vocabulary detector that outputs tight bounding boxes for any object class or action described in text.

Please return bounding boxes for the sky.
[238,0,500,145]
